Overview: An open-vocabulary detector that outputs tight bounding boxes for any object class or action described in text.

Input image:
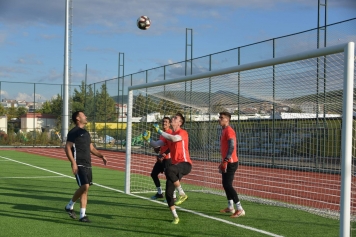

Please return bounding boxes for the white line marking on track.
[0,155,283,237]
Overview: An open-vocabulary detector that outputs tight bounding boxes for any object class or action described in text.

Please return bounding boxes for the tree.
[53,95,63,116]
[94,83,116,122]
[157,92,182,116]
[38,94,63,128]
[84,84,95,120]
[16,107,28,118]
[40,101,52,114]
[71,81,86,113]
[132,94,146,117]
[70,82,96,121]
[0,104,5,116]
[132,93,161,117]
[6,106,17,120]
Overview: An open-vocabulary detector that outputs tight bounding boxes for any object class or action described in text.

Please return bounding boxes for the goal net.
[125,43,355,226]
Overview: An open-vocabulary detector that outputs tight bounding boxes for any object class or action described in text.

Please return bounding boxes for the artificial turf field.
[0,150,344,237]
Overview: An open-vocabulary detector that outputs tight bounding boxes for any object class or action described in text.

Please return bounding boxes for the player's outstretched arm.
[142,130,164,148]
[152,124,182,142]
[150,139,164,148]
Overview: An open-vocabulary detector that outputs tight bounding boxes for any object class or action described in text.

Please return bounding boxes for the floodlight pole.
[62,0,70,143]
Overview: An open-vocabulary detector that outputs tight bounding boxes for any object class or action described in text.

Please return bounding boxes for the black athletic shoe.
[79,216,91,223]
[151,193,164,199]
[64,207,76,219]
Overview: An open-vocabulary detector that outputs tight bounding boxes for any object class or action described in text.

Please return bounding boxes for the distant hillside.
[153,90,259,106]
[111,95,129,104]
[285,89,345,103]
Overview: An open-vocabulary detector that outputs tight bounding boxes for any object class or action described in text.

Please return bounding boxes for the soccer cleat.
[174,195,188,205]
[220,207,235,214]
[64,206,76,219]
[79,216,91,223]
[230,209,245,218]
[151,193,164,199]
[171,217,180,224]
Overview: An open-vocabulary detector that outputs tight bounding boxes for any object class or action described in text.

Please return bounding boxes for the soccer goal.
[125,42,354,236]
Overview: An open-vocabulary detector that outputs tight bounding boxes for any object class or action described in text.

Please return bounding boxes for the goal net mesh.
[127,52,355,220]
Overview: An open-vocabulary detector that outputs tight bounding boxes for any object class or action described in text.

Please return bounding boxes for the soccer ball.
[137,16,151,30]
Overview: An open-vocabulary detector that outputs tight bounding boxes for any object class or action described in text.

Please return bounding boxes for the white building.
[20,113,57,132]
[0,115,7,133]
[276,112,341,119]
[140,112,163,122]
[1,100,12,108]
[27,102,43,113]
[115,104,127,118]
[17,101,28,108]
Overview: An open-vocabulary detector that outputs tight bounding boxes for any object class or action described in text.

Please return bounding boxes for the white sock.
[66,199,75,210]
[171,209,178,218]
[236,202,243,211]
[176,185,185,196]
[80,208,86,219]
[228,200,234,209]
[173,191,177,199]
[157,187,162,195]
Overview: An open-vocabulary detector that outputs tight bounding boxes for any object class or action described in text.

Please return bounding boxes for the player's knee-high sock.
[235,201,243,211]
[176,185,185,196]
[171,208,178,218]
[228,200,234,209]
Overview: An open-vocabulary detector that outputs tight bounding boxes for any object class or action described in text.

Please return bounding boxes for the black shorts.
[75,166,93,187]
[165,162,192,183]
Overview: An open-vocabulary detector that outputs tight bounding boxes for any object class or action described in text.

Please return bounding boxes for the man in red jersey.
[152,112,192,224]
[142,117,182,201]
[218,111,245,218]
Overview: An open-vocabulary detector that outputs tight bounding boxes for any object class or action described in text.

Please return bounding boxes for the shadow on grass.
[0,205,189,237]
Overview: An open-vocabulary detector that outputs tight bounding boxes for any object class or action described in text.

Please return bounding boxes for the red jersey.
[159,128,172,159]
[168,128,192,165]
[220,126,238,163]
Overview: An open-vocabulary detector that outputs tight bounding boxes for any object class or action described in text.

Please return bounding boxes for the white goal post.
[125,42,354,237]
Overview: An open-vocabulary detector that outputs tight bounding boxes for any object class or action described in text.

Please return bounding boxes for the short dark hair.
[72,111,83,124]
[175,112,185,126]
[219,111,231,120]
[162,116,171,123]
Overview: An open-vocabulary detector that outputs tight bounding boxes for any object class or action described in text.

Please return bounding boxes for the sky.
[0,0,355,102]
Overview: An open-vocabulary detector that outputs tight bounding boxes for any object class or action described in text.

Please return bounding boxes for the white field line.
[0,176,66,179]
[0,155,283,237]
